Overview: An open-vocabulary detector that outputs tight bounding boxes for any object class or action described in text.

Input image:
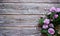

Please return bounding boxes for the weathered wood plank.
[55,4,60,7]
[0,15,41,36]
[0,0,58,2]
[0,3,55,9]
[0,3,57,14]
[0,3,60,14]
[0,28,40,36]
[0,0,59,36]
[0,15,45,26]
[0,9,47,14]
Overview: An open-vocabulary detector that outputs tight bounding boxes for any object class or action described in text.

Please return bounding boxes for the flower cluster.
[43,19,55,35]
[49,7,60,12]
[39,7,60,36]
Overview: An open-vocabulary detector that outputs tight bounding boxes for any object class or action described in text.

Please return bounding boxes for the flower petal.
[54,14,58,18]
[44,19,50,24]
[56,8,60,12]
[49,7,56,12]
[48,28,55,35]
[42,24,48,29]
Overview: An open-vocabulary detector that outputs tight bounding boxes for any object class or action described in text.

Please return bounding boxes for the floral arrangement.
[39,7,60,36]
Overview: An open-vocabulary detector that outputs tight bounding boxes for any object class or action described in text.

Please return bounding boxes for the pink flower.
[44,19,50,24]
[54,14,58,18]
[48,28,55,35]
[49,23,54,28]
[49,7,56,12]
[42,24,48,29]
[56,8,60,12]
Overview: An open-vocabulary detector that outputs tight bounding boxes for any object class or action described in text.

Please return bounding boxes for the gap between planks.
[0,26,38,28]
[0,2,60,4]
[0,14,45,15]
[0,26,41,34]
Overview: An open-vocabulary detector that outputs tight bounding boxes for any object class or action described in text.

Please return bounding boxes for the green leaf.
[47,12,56,19]
[57,34,60,36]
[41,29,52,36]
[52,15,60,26]
[39,18,44,25]
[50,12,55,19]
[47,33,52,36]
[41,29,48,33]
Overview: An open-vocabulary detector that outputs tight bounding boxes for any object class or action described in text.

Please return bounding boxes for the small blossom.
[47,12,51,15]
[44,19,50,24]
[49,23,54,28]
[48,28,55,35]
[49,7,56,12]
[42,24,48,29]
[54,14,58,18]
[56,8,60,12]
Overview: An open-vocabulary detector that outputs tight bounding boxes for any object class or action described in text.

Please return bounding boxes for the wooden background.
[0,0,60,36]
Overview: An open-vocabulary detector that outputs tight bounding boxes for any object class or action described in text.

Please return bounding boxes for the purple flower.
[48,28,55,35]
[56,8,60,12]
[44,19,50,24]
[42,24,48,29]
[49,7,56,12]
[49,23,54,28]
[54,14,58,18]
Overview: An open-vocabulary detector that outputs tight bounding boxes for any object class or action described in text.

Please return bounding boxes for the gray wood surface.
[0,15,45,26]
[0,0,59,36]
[0,3,58,14]
[0,0,58,2]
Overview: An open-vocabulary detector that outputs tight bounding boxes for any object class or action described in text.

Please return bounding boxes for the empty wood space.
[0,0,58,3]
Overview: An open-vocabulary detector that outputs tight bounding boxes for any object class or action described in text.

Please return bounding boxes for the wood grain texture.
[0,15,45,26]
[0,3,56,9]
[0,15,41,36]
[0,3,58,14]
[0,0,60,36]
[0,28,41,36]
[0,3,60,14]
[0,0,58,3]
